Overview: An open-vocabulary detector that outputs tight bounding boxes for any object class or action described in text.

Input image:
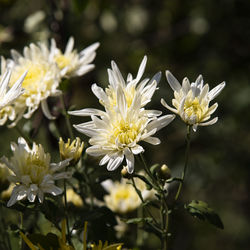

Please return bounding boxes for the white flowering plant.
[0,36,226,250]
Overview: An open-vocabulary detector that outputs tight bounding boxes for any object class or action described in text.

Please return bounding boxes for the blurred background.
[0,0,249,249]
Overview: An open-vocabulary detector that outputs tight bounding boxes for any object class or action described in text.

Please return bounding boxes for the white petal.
[143,136,161,145]
[41,100,56,120]
[86,145,106,156]
[68,108,105,117]
[107,154,124,171]
[165,70,181,92]
[124,148,134,174]
[146,114,175,132]
[65,37,74,54]
[199,117,218,127]
[208,82,226,101]
[161,98,178,114]
[135,56,147,82]
[131,145,144,155]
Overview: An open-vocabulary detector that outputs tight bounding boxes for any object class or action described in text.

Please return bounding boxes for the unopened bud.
[121,166,131,179]
[158,164,171,180]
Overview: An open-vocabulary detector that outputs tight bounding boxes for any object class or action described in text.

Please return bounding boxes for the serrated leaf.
[123,217,153,224]
[185,200,224,229]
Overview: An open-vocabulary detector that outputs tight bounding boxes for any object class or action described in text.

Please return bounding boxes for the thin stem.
[139,154,160,192]
[63,179,71,245]
[175,125,191,201]
[131,177,158,226]
[60,94,74,140]
[160,192,169,250]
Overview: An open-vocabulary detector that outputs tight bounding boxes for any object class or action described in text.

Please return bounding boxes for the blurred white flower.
[1,137,71,207]
[91,56,161,111]
[69,87,175,173]
[101,179,139,213]
[161,70,225,131]
[1,42,61,125]
[50,37,100,78]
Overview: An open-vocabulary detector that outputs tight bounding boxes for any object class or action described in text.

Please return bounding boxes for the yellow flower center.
[54,53,71,70]
[11,62,49,96]
[114,187,130,200]
[21,149,50,184]
[184,97,205,122]
[105,86,136,109]
[113,120,138,145]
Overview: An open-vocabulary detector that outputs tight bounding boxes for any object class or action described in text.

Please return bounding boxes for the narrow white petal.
[41,100,56,120]
[208,82,226,101]
[99,154,111,166]
[124,148,134,174]
[165,70,181,92]
[199,117,218,127]
[143,136,161,145]
[107,155,124,171]
[147,114,175,132]
[86,145,106,156]
[91,84,108,103]
[161,98,178,114]
[68,108,106,117]
[65,37,74,54]
[135,56,147,82]
[111,61,126,88]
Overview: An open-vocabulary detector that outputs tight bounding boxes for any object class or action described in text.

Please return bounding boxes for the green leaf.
[185,200,224,229]
[123,217,153,224]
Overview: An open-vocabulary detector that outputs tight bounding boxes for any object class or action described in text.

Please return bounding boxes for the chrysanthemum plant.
[0,39,225,250]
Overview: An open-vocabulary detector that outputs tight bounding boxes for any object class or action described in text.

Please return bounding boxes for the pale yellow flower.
[101,174,154,214]
[59,137,84,165]
[161,70,226,131]
[50,37,99,78]
[1,42,61,125]
[69,85,175,173]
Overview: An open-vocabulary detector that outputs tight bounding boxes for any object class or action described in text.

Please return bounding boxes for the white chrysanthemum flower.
[91,56,161,111]
[1,42,61,125]
[161,70,226,132]
[50,37,100,78]
[0,69,26,110]
[1,137,71,207]
[69,87,175,173]
[101,178,146,214]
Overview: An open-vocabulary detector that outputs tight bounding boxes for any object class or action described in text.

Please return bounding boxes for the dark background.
[0,0,249,249]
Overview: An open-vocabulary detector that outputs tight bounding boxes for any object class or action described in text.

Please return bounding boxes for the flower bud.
[121,166,131,179]
[158,164,171,180]
[59,137,84,165]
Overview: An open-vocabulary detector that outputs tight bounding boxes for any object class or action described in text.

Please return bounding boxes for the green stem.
[160,192,169,250]
[63,179,72,245]
[60,94,74,140]
[175,125,191,201]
